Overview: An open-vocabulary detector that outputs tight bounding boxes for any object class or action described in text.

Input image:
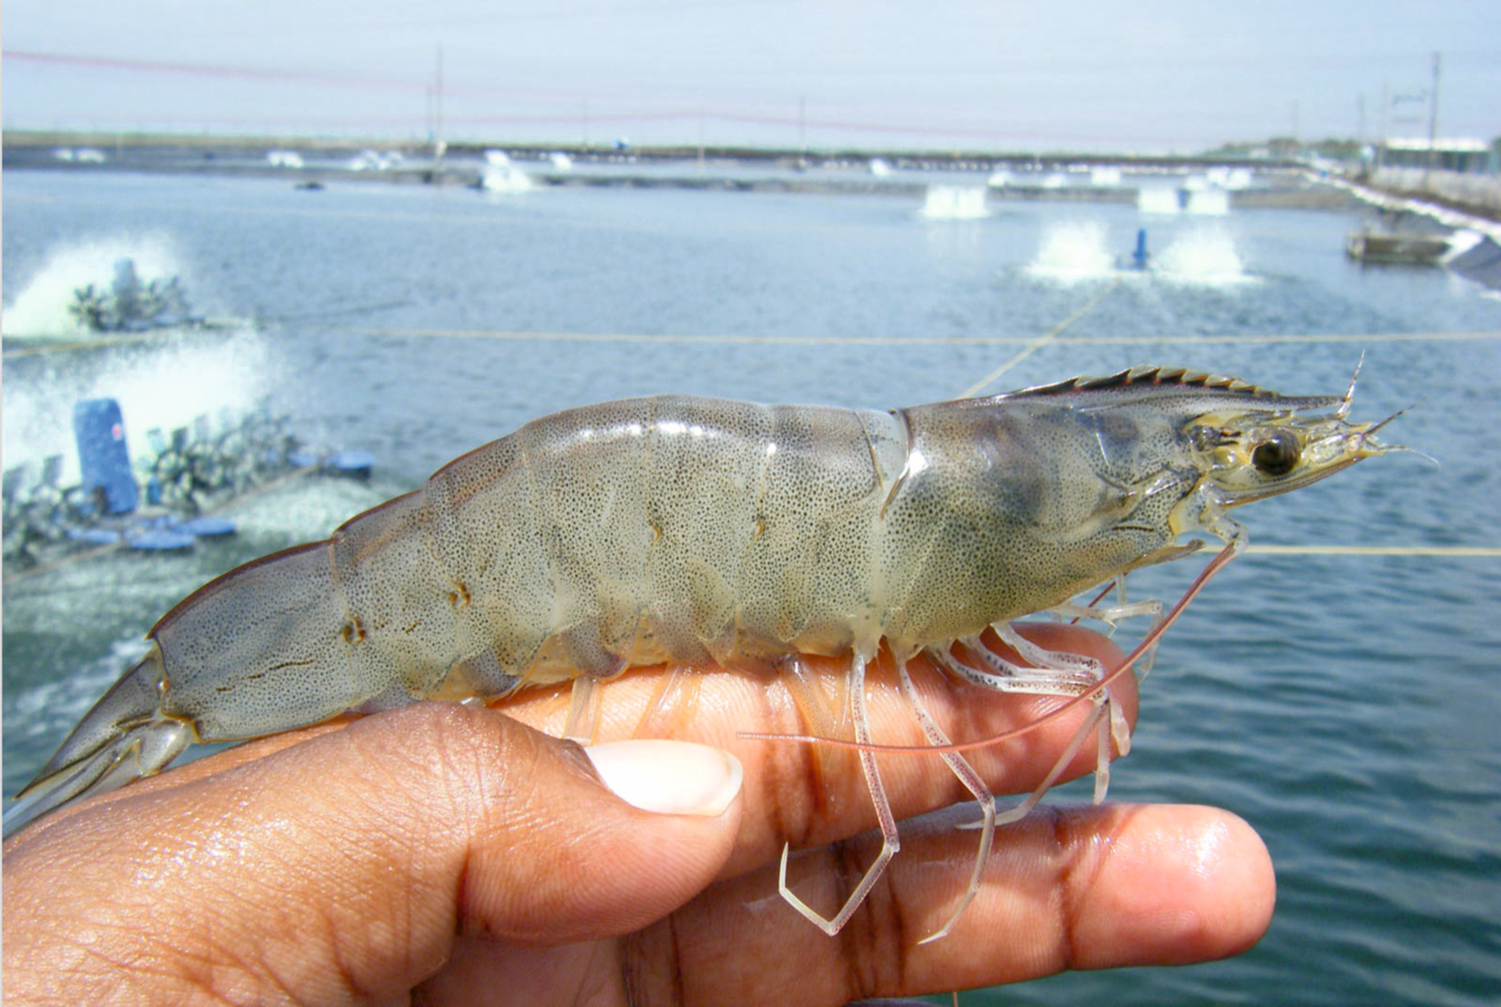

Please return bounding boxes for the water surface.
[4,168,1499,1006]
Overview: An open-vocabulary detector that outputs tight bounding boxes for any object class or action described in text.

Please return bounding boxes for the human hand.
[2,624,1274,1005]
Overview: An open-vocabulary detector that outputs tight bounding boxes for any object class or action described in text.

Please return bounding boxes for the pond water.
[4,167,1500,1005]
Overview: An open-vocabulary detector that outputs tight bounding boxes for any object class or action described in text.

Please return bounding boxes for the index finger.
[494,622,1136,878]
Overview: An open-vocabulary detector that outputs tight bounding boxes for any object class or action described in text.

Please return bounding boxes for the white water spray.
[919,186,989,220]
[2,333,278,487]
[1186,188,1231,216]
[4,236,191,337]
[1154,227,1256,285]
[1137,186,1181,215]
[480,150,533,194]
[1026,222,1116,282]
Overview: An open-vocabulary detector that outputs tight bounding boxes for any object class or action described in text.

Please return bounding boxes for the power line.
[6,50,421,93]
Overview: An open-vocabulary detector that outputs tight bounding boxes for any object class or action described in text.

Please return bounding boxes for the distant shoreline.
[4,128,1294,171]
[4,130,1365,212]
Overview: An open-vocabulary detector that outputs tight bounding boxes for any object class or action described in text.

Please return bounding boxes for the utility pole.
[1426,51,1441,172]
[799,94,807,156]
[434,46,445,169]
[1379,80,1389,143]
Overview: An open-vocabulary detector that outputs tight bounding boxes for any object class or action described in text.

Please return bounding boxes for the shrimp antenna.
[1391,444,1441,466]
[1336,350,1366,419]
[1365,404,1410,438]
[1362,401,1436,465]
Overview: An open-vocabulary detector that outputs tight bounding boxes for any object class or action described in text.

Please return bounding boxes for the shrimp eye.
[1252,433,1300,477]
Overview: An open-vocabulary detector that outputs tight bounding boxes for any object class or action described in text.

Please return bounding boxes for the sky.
[4,0,1499,153]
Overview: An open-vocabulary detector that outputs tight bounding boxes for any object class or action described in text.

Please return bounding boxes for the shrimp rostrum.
[5,365,1394,940]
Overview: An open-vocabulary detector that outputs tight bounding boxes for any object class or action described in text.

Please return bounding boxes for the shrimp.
[3,365,1395,941]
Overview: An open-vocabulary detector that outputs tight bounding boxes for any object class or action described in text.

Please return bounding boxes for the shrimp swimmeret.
[5,365,1397,942]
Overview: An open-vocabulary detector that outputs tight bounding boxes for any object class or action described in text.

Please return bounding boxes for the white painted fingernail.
[584,740,743,817]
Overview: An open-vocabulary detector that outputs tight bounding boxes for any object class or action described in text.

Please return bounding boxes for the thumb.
[2,703,744,1004]
[456,727,747,945]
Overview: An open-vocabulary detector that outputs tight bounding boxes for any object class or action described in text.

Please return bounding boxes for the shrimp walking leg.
[1051,585,1166,679]
[1055,598,1165,680]
[564,675,604,745]
[778,652,900,935]
[894,658,995,945]
[632,665,703,739]
[1049,598,1164,633]
[942,630,1128,771]
[995,623,1131,764]
[929,635,1118,812]
[960,697,1109,827]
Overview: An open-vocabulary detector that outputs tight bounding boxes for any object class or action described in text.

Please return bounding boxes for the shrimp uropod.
[4,365,1396,941]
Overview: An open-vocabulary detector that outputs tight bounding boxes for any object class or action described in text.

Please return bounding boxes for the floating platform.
[1345,231,1450,264]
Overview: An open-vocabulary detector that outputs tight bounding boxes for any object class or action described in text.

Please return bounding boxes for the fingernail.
[584,740,743,817]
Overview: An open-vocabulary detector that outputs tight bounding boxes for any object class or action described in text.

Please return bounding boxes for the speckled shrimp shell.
[5,366,1392,940]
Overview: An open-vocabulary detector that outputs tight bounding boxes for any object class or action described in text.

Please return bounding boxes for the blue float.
[324,450,375,478]
[176,517,237,537]
[129,529,196,552]
[66,527,123,546]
